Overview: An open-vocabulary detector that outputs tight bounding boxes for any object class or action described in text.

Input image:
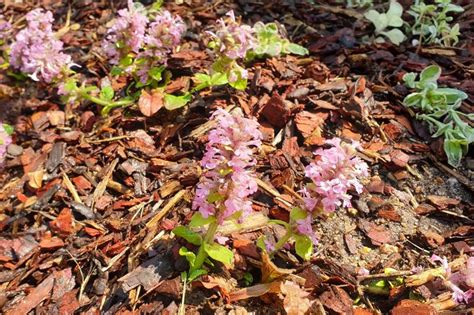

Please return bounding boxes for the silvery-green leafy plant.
[344,0,373,8]
[408,0,464,47]
[403,65,472,167]
[247,22,308,60]
[364,0,406,45]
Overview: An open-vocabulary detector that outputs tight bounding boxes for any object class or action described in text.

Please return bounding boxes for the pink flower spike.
[9,8,72,83]
[301,138,368,213]
[208,10,256,60]
[192,109,262,223]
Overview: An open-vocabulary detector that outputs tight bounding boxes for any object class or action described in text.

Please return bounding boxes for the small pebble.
[7,144,23,156]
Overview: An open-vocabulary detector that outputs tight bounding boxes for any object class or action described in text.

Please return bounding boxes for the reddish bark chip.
[391,300,437,315]
[39,237,65,250]
[414,203,437,215]
[426,195,460,209]
[261,92,291,128]
[389,150,410,168]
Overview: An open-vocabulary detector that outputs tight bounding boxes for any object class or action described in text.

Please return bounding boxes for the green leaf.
[444,139,463,167]
[3,123,14,135]
[149,66,165,82]
[99,86,114,101]
[228,77,247,91]
[206,192,225,203]
[386,1,404,27]
[380,29,406,45]
[256,236,267,252]
[434,88,468,104]
[265,41,283,57]
[164,93,191,110]
[119,55,133,67]
[110,66,123,76]
[188,268,207,281]
[203,243,233,266]
[285,43,309,56]
[364,10,387,33]
[210,72,228,86]
[294,234,313,261]
[189,212,215,228]
[179,247,196,267]
[420,65,441,84]
[403,93,423,108]
[173,226,202,245]
[403,72,417,88]
[290,207,308,221]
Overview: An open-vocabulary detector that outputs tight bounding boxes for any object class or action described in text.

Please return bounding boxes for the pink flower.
[208,10,256,60]
[192,109,262,223]
[432,255,474,304]
[9,9,72,83]
[134,10,186,82]
[0,123,12,166]
[103,0,148,64]
[302,138,368,213]
[295,215,318,245]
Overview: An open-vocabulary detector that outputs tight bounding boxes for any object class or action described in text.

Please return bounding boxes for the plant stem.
[271,229,292,255]
[190,220,219,274]
[79,90,134,108]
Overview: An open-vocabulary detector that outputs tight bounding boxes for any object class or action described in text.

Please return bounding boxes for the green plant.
[408,0,464,47]
[403,65,471,167]
[247,22,308,60]
[341,0,373,8]
[364,0,406,45]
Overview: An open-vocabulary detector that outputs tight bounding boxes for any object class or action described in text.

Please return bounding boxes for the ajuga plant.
[194,10,308,92]
[430,255,474,304]
[408,0,464,47]
[103,0,186,86]
[173,108,262,280]
[6,3,188,115]
[403,65,471,167]
[259,138,368,261]
[364,0,406,46]
[0,123,13,168]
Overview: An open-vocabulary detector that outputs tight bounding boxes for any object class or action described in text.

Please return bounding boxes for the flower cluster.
[206,11,256,85]
[103,0,148,64]
[0,123,12,167]
[302,138,368,213]
[432,255,474,304]
[10,9,72,83]
[135,10,186,82]
[192,108,262,223]
[208,11,256,60]
[103,0,186,81]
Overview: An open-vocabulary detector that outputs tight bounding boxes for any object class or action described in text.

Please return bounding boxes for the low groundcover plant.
[402,65,471,167]
[173,108,262,280]
[260,138,368,261]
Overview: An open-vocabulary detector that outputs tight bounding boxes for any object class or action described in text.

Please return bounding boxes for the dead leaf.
[28,169,44,189]
[295,111,327,145]
[280,280,313,315]
[319,286,353,314]
[229,281,282,302]
[261,251,295,283]
[138,89,163,117]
